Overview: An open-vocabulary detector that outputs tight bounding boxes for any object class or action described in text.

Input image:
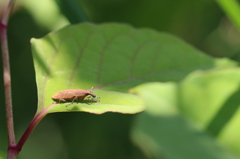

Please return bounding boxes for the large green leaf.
[130,81,239,159]
[31,23,215,114]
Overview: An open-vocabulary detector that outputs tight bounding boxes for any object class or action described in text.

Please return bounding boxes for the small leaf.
[31,23,215,114]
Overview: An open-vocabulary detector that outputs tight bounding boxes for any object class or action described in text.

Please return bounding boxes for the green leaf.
[56,0,89,24]
[216,0,240,31]
[129,82,178,116]
[132,113,237,159]
[21,0,69,30]
[130,82,238,159]
[31,23,215,115]
[180,68,240,129]
[180,68,240,156]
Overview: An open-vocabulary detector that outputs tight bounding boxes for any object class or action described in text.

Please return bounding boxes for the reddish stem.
[16,103,56,151]
[1,22,16,145]
[1,0,55,157]
[1,1,16,159]
[1,0,56,158]
[6,112,46,157]
[6,103,56,157]
[17,111,47,149]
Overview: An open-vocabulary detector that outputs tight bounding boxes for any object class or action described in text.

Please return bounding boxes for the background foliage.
[0,0,240,159]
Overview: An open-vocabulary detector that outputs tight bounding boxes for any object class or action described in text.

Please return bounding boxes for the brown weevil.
[52,87,100,106]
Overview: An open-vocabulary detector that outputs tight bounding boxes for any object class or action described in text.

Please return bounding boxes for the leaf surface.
[31,23,215,114]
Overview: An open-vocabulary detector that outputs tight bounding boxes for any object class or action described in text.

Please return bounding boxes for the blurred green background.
[0,0,240,159]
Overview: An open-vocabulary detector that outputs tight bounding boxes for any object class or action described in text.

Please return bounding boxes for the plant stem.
[16,103,56,151]
[0,22,16,145]
[0,0,16,158]
[4,111,48,158]
[17,111,47,149]
[1,0,56,157]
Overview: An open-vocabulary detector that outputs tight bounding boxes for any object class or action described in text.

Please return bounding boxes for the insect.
[52,87,99,106]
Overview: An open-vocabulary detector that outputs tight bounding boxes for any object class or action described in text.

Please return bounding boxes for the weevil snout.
[88,93,96,98]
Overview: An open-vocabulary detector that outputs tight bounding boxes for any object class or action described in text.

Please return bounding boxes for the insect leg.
[66,96,78,107]
[93,96,100,102]
[84,96,100,102]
